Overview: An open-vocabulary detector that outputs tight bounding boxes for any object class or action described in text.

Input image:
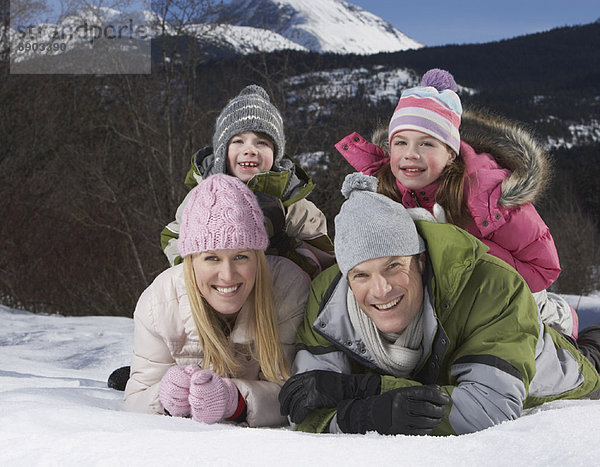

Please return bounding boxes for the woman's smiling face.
[192,249,258,317]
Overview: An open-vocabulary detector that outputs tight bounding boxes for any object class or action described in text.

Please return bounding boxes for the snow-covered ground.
[1,299,600,466]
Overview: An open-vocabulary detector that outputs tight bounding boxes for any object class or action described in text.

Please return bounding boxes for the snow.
[256,0,423,53]
[182,23,309,54]
[283,66,476,120]
[10,0,423,64]
[545,118,600,150]
[564,293,600,331]
[1,300,600,466]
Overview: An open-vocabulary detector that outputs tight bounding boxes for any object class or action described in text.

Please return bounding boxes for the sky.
[1,296,600,466]
[350,0,600,46]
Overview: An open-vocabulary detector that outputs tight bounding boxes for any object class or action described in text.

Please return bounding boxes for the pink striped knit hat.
[388,68,462,154]
[178,174,268,257]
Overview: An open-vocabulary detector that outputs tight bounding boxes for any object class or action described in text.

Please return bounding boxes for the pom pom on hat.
[340,172,378,199]
[212,85,286,175]
[334,173,426,275]
[238,84,270,99]
[389,68,462,154]
[178,174,269,257]
[421,68,458,92]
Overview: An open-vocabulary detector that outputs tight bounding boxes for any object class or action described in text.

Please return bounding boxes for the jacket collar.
[395,179,440,211]
[191,148,315,204]
[415,220,489,312]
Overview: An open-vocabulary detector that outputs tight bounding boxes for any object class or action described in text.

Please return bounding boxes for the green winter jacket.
[160,147,334,277]
[293,221,600,435]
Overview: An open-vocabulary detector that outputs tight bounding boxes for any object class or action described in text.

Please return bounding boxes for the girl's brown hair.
[183,251,290,382]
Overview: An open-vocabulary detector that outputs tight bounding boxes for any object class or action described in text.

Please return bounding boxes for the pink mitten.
[189,370,240,424]
[159,365,201,417]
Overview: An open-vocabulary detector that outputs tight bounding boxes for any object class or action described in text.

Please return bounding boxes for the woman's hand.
[189,370,241,424]
[158,364,201,417]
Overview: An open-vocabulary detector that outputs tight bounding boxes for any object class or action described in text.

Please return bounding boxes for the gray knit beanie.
[334,173,426,276]
[212,85,286,174]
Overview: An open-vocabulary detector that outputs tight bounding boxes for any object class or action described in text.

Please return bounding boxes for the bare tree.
[0,0,244,316]
[544,186,600,295]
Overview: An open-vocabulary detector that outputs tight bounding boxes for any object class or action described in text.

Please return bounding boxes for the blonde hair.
[183,251,290,382]
[375,148,470,227]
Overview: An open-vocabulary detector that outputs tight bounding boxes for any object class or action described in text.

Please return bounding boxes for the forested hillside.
[1,22,599,316]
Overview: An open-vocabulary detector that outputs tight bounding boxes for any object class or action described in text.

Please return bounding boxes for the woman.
[124,174,311,427]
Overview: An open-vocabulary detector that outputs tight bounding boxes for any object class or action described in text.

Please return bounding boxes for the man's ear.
[416,253,426,274]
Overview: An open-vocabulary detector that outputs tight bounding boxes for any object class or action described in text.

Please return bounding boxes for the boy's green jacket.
[293,221,600,435]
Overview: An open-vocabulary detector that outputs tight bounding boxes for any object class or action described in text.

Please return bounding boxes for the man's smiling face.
[348,254,425,334]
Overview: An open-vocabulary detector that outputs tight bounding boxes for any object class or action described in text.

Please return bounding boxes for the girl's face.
[389,130,456,190]
[192,249,258,317]
[226,131,275,182]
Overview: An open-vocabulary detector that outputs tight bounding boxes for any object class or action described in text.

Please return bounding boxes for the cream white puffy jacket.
[123,255,310,427]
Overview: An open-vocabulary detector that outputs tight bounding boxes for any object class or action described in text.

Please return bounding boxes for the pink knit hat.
[388,68,462,154]
[178,174,268,257]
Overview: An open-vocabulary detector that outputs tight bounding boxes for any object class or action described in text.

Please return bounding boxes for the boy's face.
[226,131,275,182]
[348,254,425,334]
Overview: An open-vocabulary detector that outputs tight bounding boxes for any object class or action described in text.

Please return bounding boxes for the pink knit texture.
[178,174,268,258]
[159,364,201,417]
[189,370,240,424]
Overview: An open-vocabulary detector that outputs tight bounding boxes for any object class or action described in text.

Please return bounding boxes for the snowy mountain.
[9,0,422,68]
[282,63,600,151]
[8,6,305,67]
[209,0,423,54]
[181,22,309,54]
[2,302,600,466]
[285,65,475,107]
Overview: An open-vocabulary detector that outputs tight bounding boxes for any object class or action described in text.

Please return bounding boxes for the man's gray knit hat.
[212,85,286,174]
[334,173,426,275]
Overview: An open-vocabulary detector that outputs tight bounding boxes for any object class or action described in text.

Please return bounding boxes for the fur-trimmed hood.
[374,108,551,207]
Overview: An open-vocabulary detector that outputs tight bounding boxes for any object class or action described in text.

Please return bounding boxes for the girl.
[124,174,311,427]
[161,84,335,279]
[335,68,577,338]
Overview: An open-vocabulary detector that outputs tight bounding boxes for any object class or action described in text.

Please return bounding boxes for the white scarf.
[347,288,424,378]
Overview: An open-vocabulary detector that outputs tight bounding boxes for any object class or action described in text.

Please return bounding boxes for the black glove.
[254,191,293,255]
[279,370,381,424]
[336,385,450,435]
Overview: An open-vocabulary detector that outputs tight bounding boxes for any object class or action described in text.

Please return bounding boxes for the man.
[279,173,600,436]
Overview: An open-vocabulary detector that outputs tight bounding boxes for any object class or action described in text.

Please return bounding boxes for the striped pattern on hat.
[212,85,285,174]
[388,69,462,154]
